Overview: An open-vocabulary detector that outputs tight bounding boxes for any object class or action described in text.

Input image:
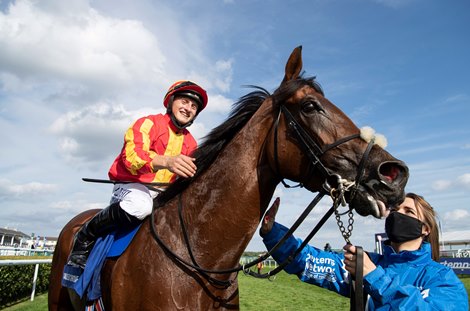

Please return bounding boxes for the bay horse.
[49,46,409,310]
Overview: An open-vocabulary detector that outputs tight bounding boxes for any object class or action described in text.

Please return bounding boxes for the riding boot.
[67,202,141,268]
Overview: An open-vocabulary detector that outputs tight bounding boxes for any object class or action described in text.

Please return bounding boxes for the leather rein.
[149,103,373,309]
[271,104,372,311]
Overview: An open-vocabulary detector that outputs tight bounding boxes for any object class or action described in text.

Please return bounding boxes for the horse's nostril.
[379,161,407,183]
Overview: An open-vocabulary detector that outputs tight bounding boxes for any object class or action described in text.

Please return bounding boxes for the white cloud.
[205,94,233,114]
[431,174,470,191]
[213,59,234,92]
[443,209,469,220]
[49,102,131,135]
[48,102,159,165]
[457,174,470,189]
[0,0,166,92]
[189,121,209,143]
[0,179,58,199]
[50,200,103,212]
[432,179,452,191]
[50,200,74,210]
[0,72,25,92]
[444,94,469,103]
[0,0,235,161]
[442,209,470,231]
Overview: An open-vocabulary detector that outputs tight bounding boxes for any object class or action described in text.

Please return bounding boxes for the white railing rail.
[0,259,52,301]
[0,246,54,256]
[440,248,470,258]
[455,249,470,258]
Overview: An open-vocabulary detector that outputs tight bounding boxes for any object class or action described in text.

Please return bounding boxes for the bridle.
[272,103,373,310]
[149,101,375,308]
[273,103,376,244]
[273,104,374,200]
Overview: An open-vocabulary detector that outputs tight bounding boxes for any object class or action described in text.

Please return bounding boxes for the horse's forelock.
[274,76,324,102]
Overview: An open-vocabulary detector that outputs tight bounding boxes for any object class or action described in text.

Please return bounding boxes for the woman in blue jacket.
[261,193,468,310]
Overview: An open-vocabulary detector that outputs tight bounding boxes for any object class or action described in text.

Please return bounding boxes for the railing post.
[30,263,40,301]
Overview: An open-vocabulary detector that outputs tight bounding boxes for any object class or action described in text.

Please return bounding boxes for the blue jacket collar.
[383,242,432,265]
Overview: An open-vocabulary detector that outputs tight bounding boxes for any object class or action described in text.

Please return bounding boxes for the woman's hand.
[343,244,376,277]
[260,197,280,235]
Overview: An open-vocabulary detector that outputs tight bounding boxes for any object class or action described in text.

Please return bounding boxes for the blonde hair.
[406,193,440,261]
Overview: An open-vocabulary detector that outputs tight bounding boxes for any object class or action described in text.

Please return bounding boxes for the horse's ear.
[281,46,303,84]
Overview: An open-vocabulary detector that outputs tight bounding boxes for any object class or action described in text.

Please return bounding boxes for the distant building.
[440,230,470,257]
[0,227,31,247]
[440,230,470,249]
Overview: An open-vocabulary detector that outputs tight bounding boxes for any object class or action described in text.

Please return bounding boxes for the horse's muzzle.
[351,160,409,218]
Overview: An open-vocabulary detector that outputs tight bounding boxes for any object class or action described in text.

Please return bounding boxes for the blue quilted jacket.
[262,222,468,310]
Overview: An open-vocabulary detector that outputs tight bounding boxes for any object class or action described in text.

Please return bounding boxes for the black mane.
[155,76,323,206]
[156,86,270,206]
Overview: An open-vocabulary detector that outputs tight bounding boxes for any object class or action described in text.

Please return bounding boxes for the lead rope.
[350,246,365,311]
[330,180,366,311]
[327,177,366,311]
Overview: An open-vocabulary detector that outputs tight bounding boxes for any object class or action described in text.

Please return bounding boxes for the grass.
[461,276,470,298]
[3,272,469,310]
[2,294,47,311]
[239,270,349,310]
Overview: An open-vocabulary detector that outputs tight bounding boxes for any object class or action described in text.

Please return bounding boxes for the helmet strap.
[170,113,193,130]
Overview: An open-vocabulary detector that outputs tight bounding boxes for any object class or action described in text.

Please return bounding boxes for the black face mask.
[385,212,424,243]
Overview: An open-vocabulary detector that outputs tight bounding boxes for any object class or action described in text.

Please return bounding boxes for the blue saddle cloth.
[62,225,141,300]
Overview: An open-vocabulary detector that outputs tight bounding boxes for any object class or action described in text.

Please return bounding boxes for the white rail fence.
[0,246,53,257]
[0,259,52,301]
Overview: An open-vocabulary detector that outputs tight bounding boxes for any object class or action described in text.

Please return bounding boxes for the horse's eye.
[301,99,324,114]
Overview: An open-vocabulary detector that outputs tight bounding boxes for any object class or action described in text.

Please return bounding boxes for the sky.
[0,0,469,253]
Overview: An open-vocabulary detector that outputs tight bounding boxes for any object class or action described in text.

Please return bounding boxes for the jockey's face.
[171,95,198,125]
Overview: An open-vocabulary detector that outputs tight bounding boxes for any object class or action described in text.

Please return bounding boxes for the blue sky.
[0,0,469,252]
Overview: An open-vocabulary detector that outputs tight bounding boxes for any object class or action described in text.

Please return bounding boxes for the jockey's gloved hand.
[260,197,280,236]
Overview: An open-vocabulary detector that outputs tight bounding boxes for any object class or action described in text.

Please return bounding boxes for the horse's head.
[268,46,409,218]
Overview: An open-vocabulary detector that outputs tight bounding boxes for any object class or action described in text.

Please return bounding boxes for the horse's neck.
[183,102,277,267]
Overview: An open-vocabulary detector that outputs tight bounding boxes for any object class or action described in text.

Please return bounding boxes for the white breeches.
[110,183,159,220]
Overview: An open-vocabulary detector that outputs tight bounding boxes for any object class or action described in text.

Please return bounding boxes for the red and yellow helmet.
[163,80,208,112]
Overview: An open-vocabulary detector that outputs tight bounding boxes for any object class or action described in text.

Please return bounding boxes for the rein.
[148,103,373,308]
[149,190,328,288]
[351,246,366,311]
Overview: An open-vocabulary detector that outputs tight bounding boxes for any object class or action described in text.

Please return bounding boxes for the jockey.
[67,80,208,268]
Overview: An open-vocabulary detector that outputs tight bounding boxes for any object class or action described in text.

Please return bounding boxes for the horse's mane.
[155,76,323,206]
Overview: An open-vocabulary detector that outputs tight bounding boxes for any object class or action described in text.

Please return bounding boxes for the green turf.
[239,270,349,310]
[4,272,470,310]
